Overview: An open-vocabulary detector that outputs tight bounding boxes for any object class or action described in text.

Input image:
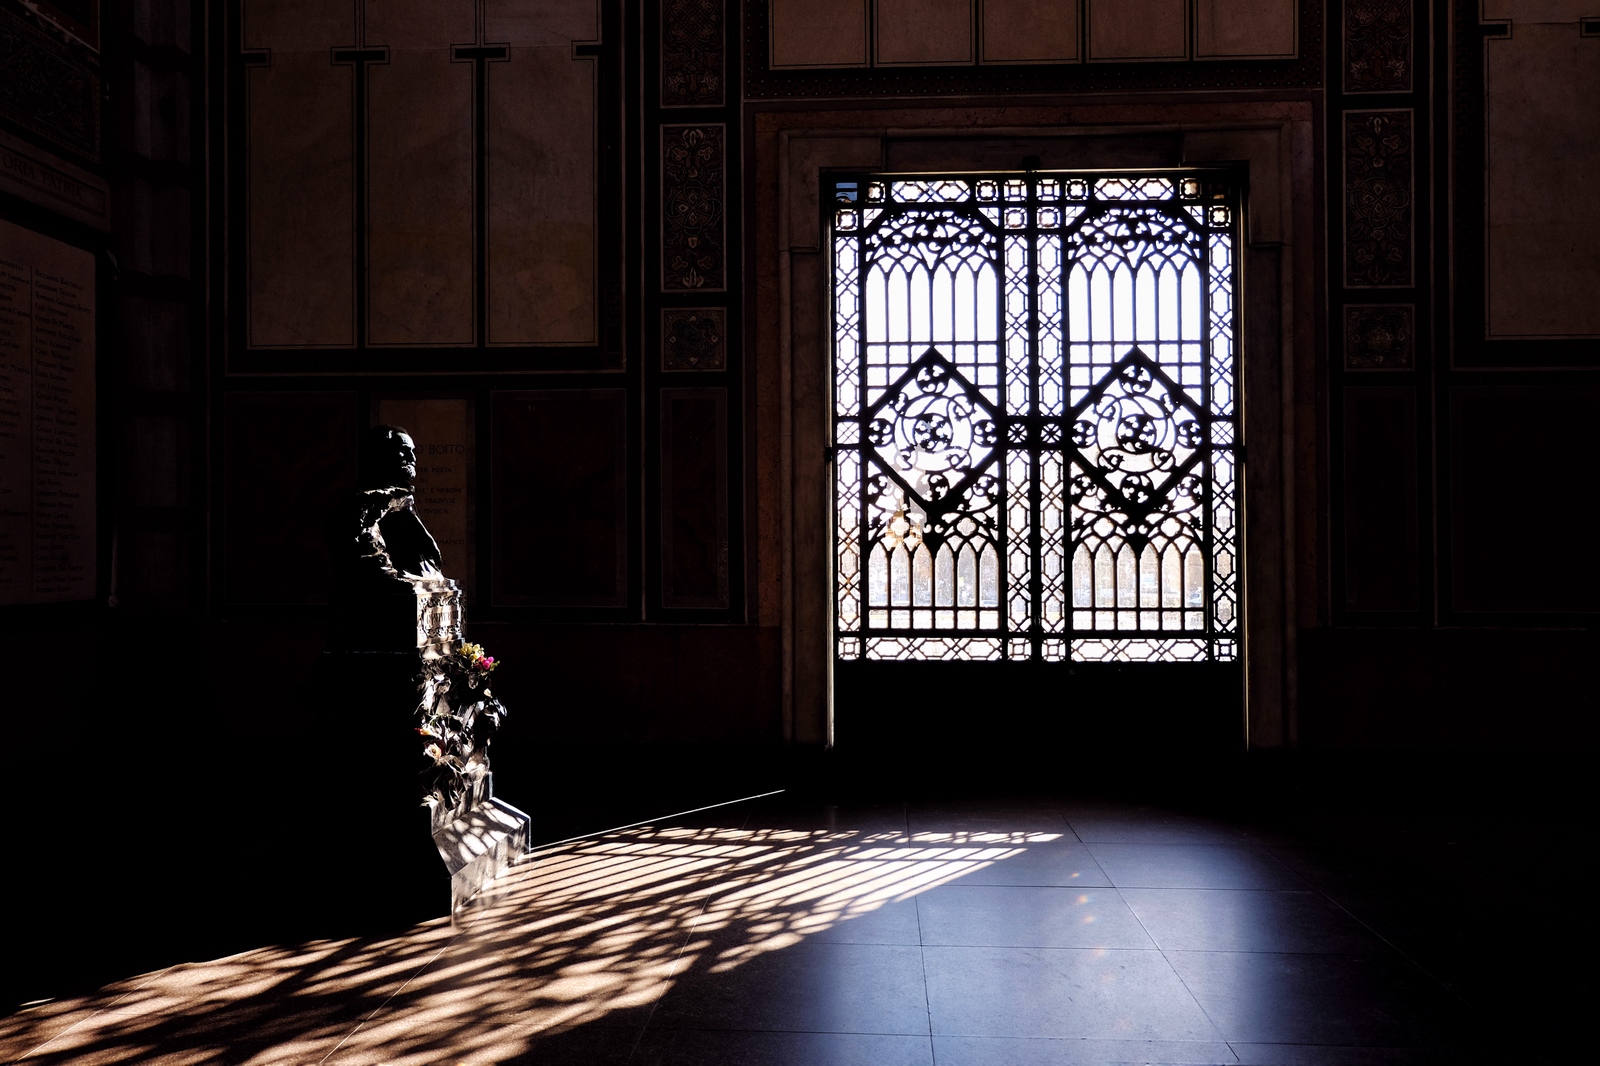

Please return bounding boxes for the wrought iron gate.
[829,172,1242,667]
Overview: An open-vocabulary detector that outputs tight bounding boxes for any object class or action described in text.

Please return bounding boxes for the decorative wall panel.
[875,0,973,66]
[1343,0,1411,92]
[661,389,729,608]
[485,0,600,345]
[0,6,99,161]
[1449,385,1599,613]
[662,309,726,370]
[1482,6,1600,338]
[662,124,725,291]
[223,392,357,604]
[662,0,725,106]
[979,0,1078,64]
[492,390,627,607]
[769,0,869,67]
[1344,305,1414,369]
[1087,0,1186,61]
[242,1,357,348]
[1342,387,1417,611]
[1343,109,1412,287]
[238,0,602,352]
[364,1,475,346]
[1195,0,1296,58]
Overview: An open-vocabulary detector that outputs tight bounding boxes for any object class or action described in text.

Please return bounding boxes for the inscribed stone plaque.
[0,219,96,605]
[661,388,728,608]
[223,392,356,604]
[375,397,475,599]
[493,389,627,606]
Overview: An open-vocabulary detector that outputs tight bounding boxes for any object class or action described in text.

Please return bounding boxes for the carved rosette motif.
[0,7,99,160]
[662,308,726,370]
[1344,305,1415,369]
[662,0,724,107]
[1345,0,1412,93]
[1345,110,1413,287]
[663,125,726,290]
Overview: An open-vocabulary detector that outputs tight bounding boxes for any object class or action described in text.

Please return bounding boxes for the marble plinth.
[431,770,530,912]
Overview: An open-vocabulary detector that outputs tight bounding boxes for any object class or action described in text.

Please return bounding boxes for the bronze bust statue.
[328,425,462,655]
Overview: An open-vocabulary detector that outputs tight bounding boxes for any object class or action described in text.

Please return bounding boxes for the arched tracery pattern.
[832,173,1239,662]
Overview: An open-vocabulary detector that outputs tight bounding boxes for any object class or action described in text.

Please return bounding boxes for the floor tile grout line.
[14,964,181,1060]
[1113,882,1239,1060]
[316,938,458,1064]
[624,794,766,1064]
[913,886,937,1064]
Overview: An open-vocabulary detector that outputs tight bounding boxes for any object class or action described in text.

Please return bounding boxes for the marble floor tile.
[923,945,1221,1041]
[917,885,1156,949]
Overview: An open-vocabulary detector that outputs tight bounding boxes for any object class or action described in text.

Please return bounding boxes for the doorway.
[826,171,1245,753]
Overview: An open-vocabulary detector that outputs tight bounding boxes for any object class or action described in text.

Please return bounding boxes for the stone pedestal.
[430,769,530,912]
[322,573,528,915]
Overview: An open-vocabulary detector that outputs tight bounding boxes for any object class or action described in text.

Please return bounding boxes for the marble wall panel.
[492,389,627,606]
[365,0,475,346]
[1449,385,1599,612]
[1196,0,1296,58]
[1342,387,1417,611]
[770,0,869,67]
[1484,17,1600,337]
[241,0,352,52]
[1087,0,1186,60]
[876,0,974,65]
[223,392,356,604]
[661,388,729,608]
[1344,0,1411,92]
[980,0,1079,64]
[485,0,599,346]
[246,52,356,347]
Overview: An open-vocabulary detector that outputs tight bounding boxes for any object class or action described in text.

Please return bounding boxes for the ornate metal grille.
[830,173,1241,663]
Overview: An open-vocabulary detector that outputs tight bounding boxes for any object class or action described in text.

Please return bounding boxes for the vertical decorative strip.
[661,0,725,107]
[1344,0,1413,93]
[662,124,726,291]
[1344,110,1413,287]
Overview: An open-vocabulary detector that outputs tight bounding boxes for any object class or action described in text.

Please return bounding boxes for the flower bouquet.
[415,642,508,811]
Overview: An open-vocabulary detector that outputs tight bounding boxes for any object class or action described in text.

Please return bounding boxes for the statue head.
[359,424,418,489]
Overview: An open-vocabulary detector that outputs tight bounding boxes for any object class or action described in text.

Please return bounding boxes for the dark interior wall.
[3,0,1595,773]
